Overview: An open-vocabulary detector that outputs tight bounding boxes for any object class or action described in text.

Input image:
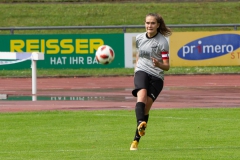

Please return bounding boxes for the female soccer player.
[130,13,172,150]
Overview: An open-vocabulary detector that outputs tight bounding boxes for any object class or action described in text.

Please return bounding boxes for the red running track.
[0,75,240,112]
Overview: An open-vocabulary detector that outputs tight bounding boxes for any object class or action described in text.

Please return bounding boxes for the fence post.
[234,25,237,30]
[10,29,14,35]
[123,27,126,33]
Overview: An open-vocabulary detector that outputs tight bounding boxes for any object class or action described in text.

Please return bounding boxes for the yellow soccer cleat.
[130,140,139,150]
[138,121,147,136]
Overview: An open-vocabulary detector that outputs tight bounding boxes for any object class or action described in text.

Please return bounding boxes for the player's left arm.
[152,58,170,71]
[152,40,170,71]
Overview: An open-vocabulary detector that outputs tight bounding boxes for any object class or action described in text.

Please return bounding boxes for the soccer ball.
[95,45,115,65]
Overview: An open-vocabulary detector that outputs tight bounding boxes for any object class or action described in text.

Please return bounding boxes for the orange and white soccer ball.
[95,45,115,65]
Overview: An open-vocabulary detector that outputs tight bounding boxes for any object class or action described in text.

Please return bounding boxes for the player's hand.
[151,57,159,67]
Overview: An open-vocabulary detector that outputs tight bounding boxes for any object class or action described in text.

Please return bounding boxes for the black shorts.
[132,71,164,102]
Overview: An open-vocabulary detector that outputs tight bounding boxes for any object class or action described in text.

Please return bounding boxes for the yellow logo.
[10,39,104,54]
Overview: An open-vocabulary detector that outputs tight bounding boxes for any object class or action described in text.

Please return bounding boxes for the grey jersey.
[135,32,169,81]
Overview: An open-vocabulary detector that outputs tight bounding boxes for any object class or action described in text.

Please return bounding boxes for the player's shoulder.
[136,32,146,40]
[155,33,168,41]
[155,33,169,45]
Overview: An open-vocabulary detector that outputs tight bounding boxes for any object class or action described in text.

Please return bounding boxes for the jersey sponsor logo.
[151,42,158,55]
[177,34,240,60]
[139,50,151,59]
[151,42,158,48]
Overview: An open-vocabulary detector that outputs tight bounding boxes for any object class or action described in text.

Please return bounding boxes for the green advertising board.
[0,34,124,69]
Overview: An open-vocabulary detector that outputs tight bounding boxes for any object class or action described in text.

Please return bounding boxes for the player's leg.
[145,96,154,115]
[130,71,149,150]
[144,75,164,134]
[136,89,148,137]
[132,71,149,136]
[130,75,164,150]
[130,94,151,151]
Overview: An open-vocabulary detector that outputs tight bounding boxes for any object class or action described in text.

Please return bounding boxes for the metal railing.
[0,0,239,2]
[0,24,239,34]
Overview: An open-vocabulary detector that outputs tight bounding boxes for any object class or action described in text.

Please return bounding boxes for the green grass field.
[1,2,239,34]
[1,66,240,78]
[0,108,240,159]
[0,2,240,159]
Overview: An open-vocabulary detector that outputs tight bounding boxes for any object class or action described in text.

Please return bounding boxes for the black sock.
[133,128,140,142]
[133,102,146,142]
[135,102,145,124]
[144,114,149,123]
[133,115,149,142]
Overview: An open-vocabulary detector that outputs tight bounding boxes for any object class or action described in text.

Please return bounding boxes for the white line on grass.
[0,146,240,154]
[94,114,239,121]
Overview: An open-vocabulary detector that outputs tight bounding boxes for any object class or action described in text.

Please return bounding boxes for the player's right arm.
[134,52,139,72]
[135,35,140,72]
